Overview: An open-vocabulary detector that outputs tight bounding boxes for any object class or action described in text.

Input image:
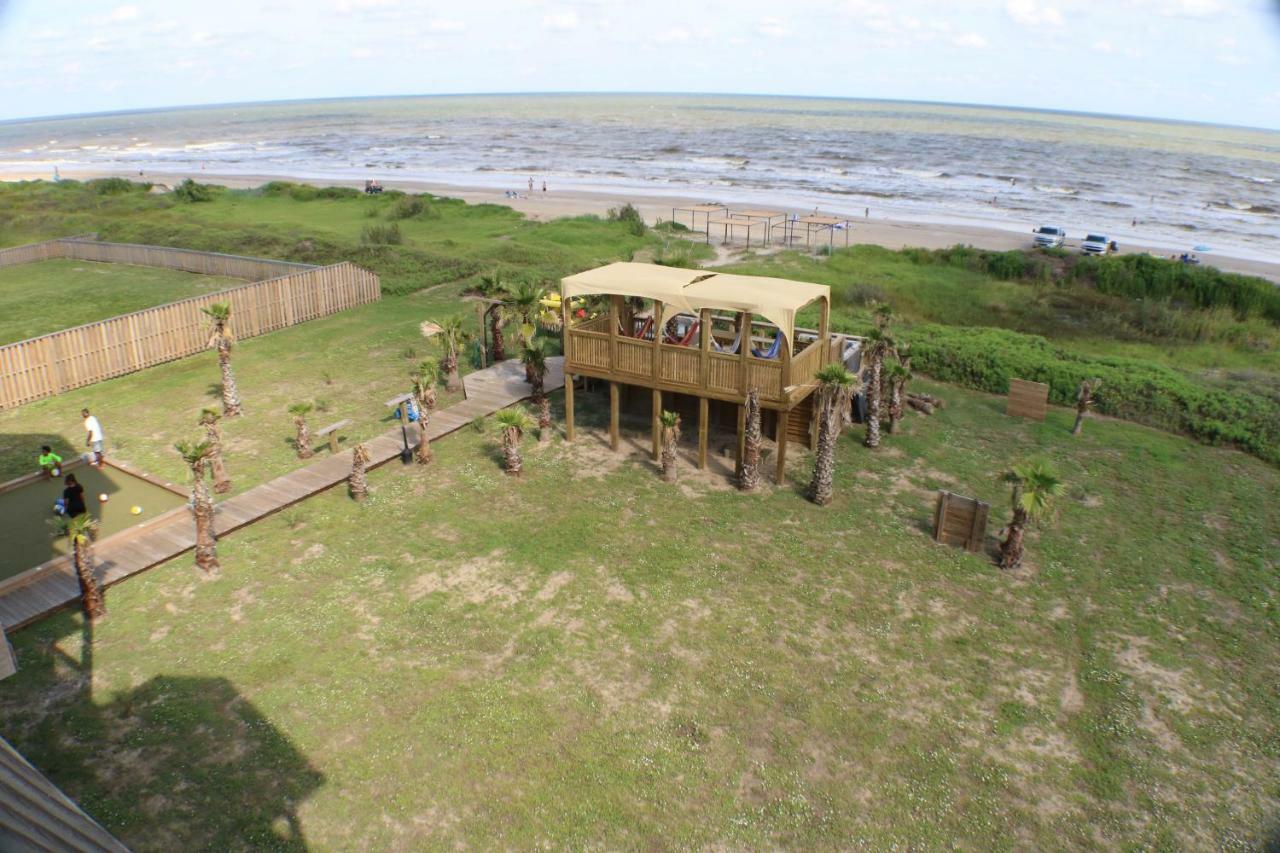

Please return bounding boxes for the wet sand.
[5,166,1277,282]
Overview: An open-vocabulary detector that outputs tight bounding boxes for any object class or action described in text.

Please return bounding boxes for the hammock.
[711,324,745,354]
[752,331,783,360]
[664,317,700,346]
[630,316,653,340]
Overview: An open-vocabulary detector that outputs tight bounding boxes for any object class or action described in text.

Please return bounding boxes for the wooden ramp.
[0,358,562,632]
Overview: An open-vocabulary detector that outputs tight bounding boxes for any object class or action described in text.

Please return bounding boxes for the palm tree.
[523,341,552,441]
[288,402,314,459]
[414,414,433,465]
[862,325,896,449]
[999,460,1066,570]
[659,410,681,483]
[412,358,440,413]
[884,361,912,436]
[1073,378,1102,436]
[739,387,763,492]
[470,273,510,362]
[808,364,859,506]
[495,409,530,476]
[175,439,219,573]
[349,442,371,501]
[199,408,232,494]
[507,279,547,350]
[436,316,468,392]
[60,514,105,622]
[202,302,243,417]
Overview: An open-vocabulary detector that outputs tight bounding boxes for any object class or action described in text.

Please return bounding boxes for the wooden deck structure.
[0,358,562,633]
[561,263,845,482]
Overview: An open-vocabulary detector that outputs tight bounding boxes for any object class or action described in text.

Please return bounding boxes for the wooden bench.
[314,419,352,454]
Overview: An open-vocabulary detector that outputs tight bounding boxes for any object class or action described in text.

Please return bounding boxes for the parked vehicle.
[1032,225,1066,249]
[364,180,383,194]
[1081,233,1111,255]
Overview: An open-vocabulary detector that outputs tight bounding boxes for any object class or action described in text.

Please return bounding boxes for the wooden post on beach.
[609,382,620,452]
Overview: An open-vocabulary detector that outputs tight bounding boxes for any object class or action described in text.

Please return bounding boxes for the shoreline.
[5,166,1278,282]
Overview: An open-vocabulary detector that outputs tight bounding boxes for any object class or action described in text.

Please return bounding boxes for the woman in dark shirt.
[63,474,87,518]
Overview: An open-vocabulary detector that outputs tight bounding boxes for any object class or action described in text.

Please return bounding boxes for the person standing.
[542,180,547,192]
[528,176,534,194]
[82,408,105,467]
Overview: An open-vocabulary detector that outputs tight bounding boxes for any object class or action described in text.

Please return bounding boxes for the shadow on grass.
[4,611,324,850]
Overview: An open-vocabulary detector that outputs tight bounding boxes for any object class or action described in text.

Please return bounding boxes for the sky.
[0,0,1278,128]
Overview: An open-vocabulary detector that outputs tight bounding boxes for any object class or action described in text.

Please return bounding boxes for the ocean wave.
[1249,176,1274,184]
[892,167,947,179]
[1034,184,1077,195]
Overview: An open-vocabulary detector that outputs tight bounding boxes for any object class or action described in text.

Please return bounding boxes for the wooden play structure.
[933,490,990,553]
[560,262,852,481]
[1006,378,1050,421]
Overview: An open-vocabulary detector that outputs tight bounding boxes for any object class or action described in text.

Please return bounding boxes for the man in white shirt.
[82,408,105,467]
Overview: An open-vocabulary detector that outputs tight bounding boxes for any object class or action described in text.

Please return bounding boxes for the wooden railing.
[0,262,380,408]
[0,237,310,280]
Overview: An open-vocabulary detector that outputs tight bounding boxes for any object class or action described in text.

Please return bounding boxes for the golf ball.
[130,505,142,515]
[98,493,109,503]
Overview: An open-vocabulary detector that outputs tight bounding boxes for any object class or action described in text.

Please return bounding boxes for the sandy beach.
[6,165,1278,282]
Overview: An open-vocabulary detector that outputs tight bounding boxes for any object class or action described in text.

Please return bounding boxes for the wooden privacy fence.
[0,262,380,408]
[1006,378,1050,421]
[933,490,990,553]
[0,236,311,280]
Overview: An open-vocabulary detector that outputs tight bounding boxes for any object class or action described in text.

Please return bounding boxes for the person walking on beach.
[864,207,869,218]
[528,176,534,194]
[82,408,105,467]
[542,180,547,193]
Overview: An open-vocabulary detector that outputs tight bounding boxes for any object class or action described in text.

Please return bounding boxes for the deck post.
[698,396,709,470]
[609,382,620,452]
[564,372,575,441]
[818,296,831,369]
[780,328,793,395]
[699,308,711,392]
[775,409,790,484]
[609,295,621,373]
[737,311,750,396]
[651,299,664,384]
[651,389,662,461]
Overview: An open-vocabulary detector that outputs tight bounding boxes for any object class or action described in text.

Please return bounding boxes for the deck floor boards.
[1,359,561,632]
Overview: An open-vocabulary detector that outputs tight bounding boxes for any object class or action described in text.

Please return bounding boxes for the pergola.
[776,215,853,250]
[561,262,839,482]
[730,209,786,245]
[670,203,729,236]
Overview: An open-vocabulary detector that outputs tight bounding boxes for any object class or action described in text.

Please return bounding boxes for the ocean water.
[1,94,1277,257]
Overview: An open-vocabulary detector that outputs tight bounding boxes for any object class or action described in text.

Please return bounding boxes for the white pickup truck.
[1032,226,1066,249]
[1081,234,1116,256]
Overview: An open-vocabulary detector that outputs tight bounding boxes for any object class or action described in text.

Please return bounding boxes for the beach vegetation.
[174,438,219,573]
[360,222,403,245]
[607,202,647,236]
[172,178,216,203]
[88,177,150,195]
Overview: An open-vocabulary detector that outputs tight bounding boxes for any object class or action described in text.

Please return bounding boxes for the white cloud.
[953,32,988,48]
[542,10,579,31]
[654,27,691,43]
[1161,0,1221,16]
[841,0,890,15]
[426,19,467,33]
[60,61,82,74]
[1005,0,1063,27]
[756,16,790,37]
[1091,40,1114,53]
[109,5,140,22]
[350,47,373,59]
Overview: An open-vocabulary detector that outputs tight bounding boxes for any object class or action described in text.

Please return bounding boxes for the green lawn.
[0,381,1275,849]
[0,259,244,344]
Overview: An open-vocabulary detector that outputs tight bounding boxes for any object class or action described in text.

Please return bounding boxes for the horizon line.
[2,91,1278,134]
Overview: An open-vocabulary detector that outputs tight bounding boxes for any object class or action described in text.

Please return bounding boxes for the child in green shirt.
[38,445,63,478]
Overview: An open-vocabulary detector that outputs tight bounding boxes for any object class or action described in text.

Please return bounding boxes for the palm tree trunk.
[537,394,552,441]
[73,539,106,621]
[295,417,313,459]
[808,389,839,505]
[661,427,679,482]
[192,473,219,573]
[415,417,433,464]
[740,389,762,492]
[865,358,882,448]
[217,338,243,417]
[205,422,232,494]
[888,379,903,435]
[423,385,437,413]
[502,429,523,476]
[349,456,368,501]
[999,508,1028,570]
[490,311,506,362]
[443,351,462,392]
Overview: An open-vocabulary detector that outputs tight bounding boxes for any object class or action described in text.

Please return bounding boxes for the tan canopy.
[561,262,828,345]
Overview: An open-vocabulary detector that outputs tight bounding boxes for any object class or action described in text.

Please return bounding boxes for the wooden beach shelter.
[560,262,842,482]
[671,203,729,237]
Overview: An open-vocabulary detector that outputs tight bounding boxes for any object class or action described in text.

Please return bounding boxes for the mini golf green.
[0,463,186,582]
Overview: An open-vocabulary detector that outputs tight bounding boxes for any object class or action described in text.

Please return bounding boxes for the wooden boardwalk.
[0,358,562,632]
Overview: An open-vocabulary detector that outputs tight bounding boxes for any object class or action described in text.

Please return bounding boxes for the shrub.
[288,184,320,202]
[260,181,297,196]
[607,203,647,237]
[360,223,402,245]
[387,196,432,220]
[904,323,1280,464]
[317,186,361,200]
[88,177,148,195]
[172,179,215,203]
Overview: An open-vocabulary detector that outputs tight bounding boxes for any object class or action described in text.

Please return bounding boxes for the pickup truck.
[1032,226,1066,249]
[1081,234,1113,255]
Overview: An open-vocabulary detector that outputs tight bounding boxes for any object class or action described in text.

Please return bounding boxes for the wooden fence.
[0,262,380,408]
[1006,378,1050,421]
[0,236,310,280]
[933,490,991,553]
